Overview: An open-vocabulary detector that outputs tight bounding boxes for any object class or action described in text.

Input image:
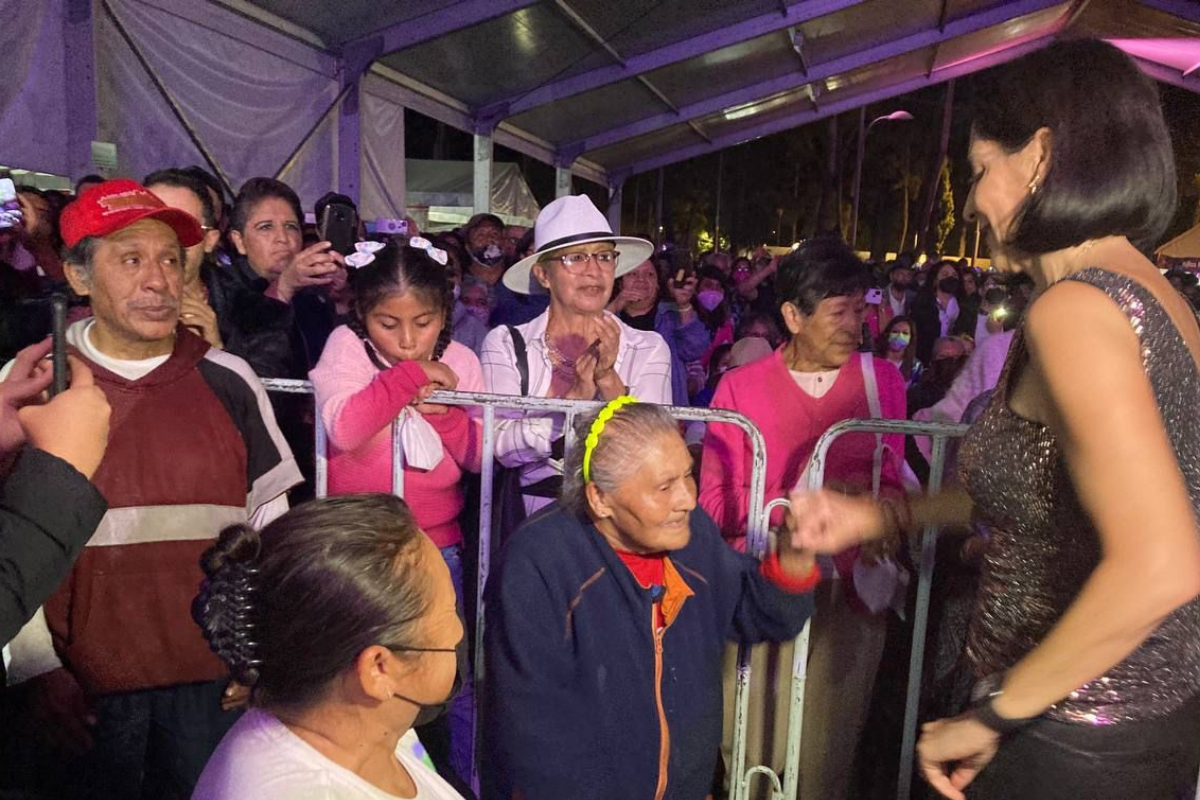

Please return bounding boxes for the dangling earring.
[1028,175,1040,195]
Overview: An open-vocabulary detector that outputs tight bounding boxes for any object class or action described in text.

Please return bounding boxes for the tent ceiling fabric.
[220,0,1200,178]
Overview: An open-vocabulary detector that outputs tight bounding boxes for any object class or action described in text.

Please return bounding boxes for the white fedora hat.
[502,195,655,295]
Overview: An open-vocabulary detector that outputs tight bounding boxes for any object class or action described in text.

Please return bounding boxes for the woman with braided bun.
[191,494,467,800]
[482,399,820,800]
[309,237,482,783]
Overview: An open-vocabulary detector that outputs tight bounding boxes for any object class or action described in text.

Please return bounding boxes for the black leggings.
[966,697,1200,800]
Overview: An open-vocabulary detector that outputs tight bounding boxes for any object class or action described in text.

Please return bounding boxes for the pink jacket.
[310,325,483,548]
[699,350,907,600]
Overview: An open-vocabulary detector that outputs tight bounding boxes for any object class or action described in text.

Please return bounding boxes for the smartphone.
[865,287,884,305]
[374,218,409,236]
[319,202,358,256]
[50,293,68,397]
[0,178,22,230]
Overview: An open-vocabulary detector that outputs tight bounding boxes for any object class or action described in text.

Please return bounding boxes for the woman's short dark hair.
[193,494,432,710]
[231,177,303,235]
[972,39,1176,253]
[144,168,217,228]
[776,237,870,316]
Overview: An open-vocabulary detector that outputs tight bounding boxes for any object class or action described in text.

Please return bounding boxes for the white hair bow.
[344,240,386,269]
[408,236,448,266]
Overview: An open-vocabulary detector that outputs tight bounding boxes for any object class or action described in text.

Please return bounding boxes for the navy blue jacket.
[482,504,814,800]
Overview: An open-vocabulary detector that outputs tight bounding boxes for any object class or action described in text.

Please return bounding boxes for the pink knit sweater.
[310,325,483,548]
[699,349,907,556]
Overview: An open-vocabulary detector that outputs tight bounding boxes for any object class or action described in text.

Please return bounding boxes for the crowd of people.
[2,38,1200,800]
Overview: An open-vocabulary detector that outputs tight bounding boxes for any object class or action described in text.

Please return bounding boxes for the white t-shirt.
[790,368,838,399]
[192,709,465,800]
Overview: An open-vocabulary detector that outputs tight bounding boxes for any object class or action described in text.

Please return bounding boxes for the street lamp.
[850,109,914,251]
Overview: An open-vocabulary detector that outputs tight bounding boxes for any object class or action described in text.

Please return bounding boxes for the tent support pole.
[473,133,493,214]
[607,179,624,235]
[64,0,98,179]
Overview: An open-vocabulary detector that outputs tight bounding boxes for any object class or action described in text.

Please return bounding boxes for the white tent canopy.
[405,159,540,231]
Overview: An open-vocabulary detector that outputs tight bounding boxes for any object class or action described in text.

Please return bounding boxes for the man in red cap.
[0,180,302,800]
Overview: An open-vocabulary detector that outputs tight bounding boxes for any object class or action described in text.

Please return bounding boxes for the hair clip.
[583,395,639,483]
[346,240,384,269]
[408,236,448,266]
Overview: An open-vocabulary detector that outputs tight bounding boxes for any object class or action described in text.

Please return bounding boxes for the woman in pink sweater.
[309,237,482,785]
[700,238,907,800]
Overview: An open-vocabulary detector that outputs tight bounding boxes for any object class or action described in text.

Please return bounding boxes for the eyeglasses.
[541,250,620,273]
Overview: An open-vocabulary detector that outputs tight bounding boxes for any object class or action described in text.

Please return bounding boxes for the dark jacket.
[1,448,107,676]
[482,504,813,800]
[204,257,335,380]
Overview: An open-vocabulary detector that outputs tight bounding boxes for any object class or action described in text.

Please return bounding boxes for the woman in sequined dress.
[786,40,1200,800]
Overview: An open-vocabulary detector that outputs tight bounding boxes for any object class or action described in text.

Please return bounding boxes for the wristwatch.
[968,690,1039,735]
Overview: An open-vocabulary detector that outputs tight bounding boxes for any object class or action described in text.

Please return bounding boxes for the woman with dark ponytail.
[192,494,467,800]
[309,237,482,783]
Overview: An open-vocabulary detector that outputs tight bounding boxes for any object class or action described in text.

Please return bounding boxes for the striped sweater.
[5,323,302,693]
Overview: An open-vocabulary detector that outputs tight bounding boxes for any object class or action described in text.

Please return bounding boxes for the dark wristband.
[968,691,1039,735]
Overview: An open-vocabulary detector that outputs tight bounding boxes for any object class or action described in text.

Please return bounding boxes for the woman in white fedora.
[480,195,673,513]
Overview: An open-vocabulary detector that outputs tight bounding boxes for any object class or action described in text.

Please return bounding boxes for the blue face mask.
[888,331,912,351]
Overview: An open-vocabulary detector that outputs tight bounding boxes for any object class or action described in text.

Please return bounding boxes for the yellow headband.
[582,395,639,484]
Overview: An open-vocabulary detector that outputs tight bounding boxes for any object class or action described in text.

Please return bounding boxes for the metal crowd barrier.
[263,380,971,800]
[800,419,969,800]
[262,379,774,795]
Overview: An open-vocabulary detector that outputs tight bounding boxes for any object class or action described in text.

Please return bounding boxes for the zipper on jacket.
[652,607,670,800]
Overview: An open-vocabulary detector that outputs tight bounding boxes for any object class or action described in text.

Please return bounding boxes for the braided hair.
[346,238,455,371]
[192,494,432,709]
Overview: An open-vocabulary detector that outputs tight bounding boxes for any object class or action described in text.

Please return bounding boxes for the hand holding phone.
[318,203,358,256]
[0,178,23,231]
[276,241,344,303]
[18,356,111,479]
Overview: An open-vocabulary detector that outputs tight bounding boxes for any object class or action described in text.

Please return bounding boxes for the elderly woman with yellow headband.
[481,398,820,800]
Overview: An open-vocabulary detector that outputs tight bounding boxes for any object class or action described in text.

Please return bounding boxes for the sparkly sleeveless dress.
[957,268,1200,726]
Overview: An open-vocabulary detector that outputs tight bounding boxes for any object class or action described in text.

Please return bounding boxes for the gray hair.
[560,402,680,515]
[62,236,101,285]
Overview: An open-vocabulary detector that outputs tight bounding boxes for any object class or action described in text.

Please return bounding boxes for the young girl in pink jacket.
[309,237,482,785]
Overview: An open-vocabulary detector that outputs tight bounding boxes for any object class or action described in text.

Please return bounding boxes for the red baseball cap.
[61,179,204,249]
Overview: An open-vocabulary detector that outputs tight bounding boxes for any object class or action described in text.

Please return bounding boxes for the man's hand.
[17,668,96,756]
[275,242,343,303]
[0,337,54,454]
[18,357,111,479]
[180,291,223,348]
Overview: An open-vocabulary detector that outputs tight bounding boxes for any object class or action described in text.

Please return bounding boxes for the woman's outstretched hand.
[785,489,888,554]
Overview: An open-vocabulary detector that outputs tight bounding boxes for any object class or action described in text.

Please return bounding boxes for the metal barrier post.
[390,419,405,497]
[315,414,328,499]
[472,405,497,793]
[897,434,951,800]
[789,418,967,800]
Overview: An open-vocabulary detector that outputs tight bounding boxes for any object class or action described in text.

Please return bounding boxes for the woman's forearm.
[903,487,975,535]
